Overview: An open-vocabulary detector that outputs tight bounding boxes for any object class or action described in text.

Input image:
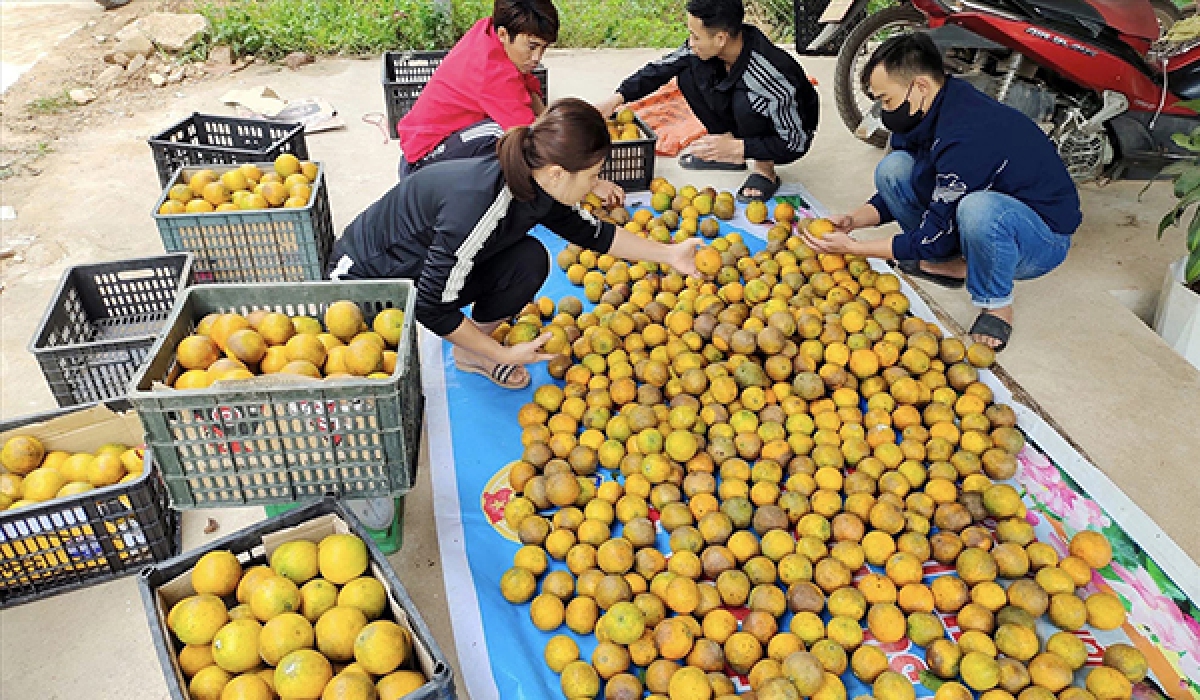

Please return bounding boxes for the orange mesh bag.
[628,79,707,156]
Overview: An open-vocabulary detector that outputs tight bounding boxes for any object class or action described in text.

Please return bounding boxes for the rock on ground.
[96,64,125,89]
[111,33,153,58]
[207,45,233,67]
[126,53,147,76]
[285,51,314,70]
[69,88,97,105]
[119,13,209,52]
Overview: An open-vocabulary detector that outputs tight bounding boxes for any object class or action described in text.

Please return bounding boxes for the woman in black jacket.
[330,98,701,389]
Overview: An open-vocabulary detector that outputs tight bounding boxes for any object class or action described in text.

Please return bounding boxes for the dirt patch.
[0,0,248,183]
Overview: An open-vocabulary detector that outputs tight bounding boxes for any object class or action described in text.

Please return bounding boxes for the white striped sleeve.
[743,52,810,154]
[441,186,514,303]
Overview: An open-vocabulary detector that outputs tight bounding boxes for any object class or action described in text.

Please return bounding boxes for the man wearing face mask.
[802,33,1080,351]
[594,0,819,203]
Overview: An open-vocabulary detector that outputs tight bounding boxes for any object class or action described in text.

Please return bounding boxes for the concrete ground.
[0,0,103,93]
[1,40,1199,700]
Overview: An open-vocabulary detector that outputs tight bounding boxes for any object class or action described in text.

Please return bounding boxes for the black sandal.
[678,153,747,171]
[969,312,1012,352]
[736,173,780,203]
[455,361,530,389]
[893,260,966,289]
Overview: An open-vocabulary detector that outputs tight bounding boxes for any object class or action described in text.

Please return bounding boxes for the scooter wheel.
[834,3,927,149]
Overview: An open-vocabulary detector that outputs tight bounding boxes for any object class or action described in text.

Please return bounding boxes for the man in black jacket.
[595,0,819,202]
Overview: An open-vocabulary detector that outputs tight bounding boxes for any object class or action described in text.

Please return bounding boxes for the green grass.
[553,0,686,48]
[199,0,454,59]
[454,0,690,49]
[196,0,933,58]
[199,0,687,58]
[27,91,74,115]
[198,0,1157,59]
[1,141,55,180]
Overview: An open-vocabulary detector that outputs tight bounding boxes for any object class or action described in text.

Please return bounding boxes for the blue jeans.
[875,151,1072,309]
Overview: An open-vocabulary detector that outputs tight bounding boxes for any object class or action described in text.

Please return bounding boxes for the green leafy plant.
[1158,102,1200,293]
[198,0,687,59]
[200,0,453,59]
[746,0,796,42]
[456,0,686,48]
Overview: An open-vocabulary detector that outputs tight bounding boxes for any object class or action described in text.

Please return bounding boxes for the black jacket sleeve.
[617,44,692,104]
[413,195,495,337]
[543,203,617,253]
[742,45,820,162]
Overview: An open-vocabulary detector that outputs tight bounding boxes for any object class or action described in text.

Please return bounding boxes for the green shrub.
[454,0,686,48]
[201,0,687,57]
[200,0,454,59]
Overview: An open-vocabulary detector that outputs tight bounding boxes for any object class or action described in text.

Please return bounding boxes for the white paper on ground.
[219,85,286,116]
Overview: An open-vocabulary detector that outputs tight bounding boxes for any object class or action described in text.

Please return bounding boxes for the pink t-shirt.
[397,18,543,163]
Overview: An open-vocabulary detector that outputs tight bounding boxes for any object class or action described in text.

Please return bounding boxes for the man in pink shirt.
[398,0,623,204]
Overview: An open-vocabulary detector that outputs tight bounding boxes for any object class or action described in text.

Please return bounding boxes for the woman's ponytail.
[497,98,611,202]
[497,125,537,201]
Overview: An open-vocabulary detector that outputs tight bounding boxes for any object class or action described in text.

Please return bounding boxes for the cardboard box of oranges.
[151,158,334,283]
[0,400,180,607]
[138,498,455,699]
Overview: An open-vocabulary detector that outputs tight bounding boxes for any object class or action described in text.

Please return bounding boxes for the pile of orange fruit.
[169,301,405,390]
[158,155,317,215]
[607,110,645,142]
[493,179,1141,700]
[0,435,142,510]
[168,533,425,700]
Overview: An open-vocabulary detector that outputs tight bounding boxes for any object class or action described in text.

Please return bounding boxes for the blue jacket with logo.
[869,76,1082,260]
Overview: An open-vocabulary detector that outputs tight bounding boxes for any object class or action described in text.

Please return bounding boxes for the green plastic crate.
[127,280,423,509]
[265,497,406,554]
[152,162,334,283]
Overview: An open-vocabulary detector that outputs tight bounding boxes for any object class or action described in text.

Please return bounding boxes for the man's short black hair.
[493,0,559,44]
[860,32,945,92]
[686,0,744,36]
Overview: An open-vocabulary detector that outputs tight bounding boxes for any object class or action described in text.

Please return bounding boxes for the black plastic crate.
[139,498,455,700]
[601,113,658,191]
[153,162,334,283]
[382,50,549,139]
[148,113,309,188]
[29,253,194,407]
[0,400,181,608]
[128,280,423,508]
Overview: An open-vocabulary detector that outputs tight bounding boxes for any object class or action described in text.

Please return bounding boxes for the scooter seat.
[1026,0,1160,41]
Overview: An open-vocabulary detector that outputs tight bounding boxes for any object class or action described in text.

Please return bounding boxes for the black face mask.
[881,82,926,134]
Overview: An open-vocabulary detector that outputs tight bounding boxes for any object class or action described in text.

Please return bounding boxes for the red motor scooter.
[812,0,1200,180]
